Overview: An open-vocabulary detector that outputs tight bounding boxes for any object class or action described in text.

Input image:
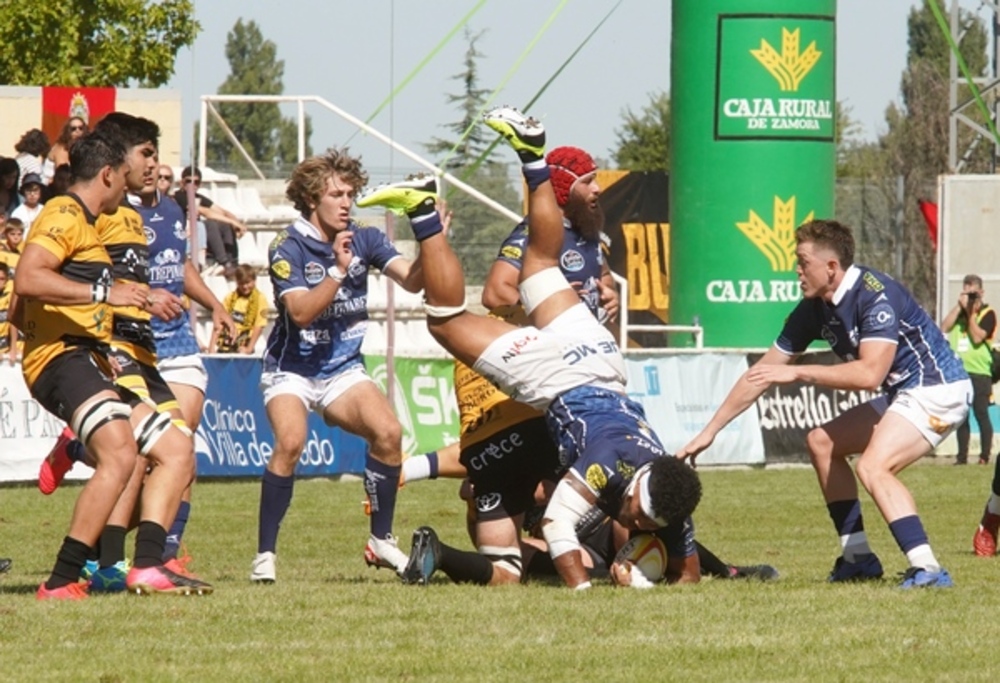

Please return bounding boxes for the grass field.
[1,459,998,682]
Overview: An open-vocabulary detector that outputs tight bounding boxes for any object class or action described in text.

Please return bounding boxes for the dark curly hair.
[14,128,51,157]
[646,455,702,526]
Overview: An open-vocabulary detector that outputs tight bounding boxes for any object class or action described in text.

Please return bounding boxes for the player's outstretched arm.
[676,346,793,464]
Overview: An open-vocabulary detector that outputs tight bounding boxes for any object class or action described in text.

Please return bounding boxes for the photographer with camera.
[941,274,996,467]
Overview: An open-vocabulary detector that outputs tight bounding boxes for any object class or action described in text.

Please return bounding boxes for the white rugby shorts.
[472,303,625,411]
[885,379,973,447]
[260,364,373,414]
[157,354,208,393]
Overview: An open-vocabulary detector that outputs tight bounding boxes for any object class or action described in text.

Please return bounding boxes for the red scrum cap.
[546,146,597,207]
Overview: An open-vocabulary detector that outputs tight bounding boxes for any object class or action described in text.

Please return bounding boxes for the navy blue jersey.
[547,385,668,516]
[496,217,607,317]
[264,217,400,379]
[130,193,200,359]
[776,265,967,395]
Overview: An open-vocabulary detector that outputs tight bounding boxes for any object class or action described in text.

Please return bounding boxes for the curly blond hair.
[286,148,368,214]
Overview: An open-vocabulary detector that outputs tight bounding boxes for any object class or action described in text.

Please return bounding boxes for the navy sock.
[98,525,127,568]
[439,542,494,585]
[888,515,929,554]
[162,500,190,561]
[47,536,91,589]
[67,439,86,463]
[827,499,865,536]
[364,456,400,539]
[425,451,439,479]
[522,162,550,193]
[133,521,167,569]
[409,209,443,241]
[258,470,295,554]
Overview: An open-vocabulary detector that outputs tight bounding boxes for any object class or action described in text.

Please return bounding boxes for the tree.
[0,1,199,87]
[424,28,500,170]
[874,0,988,310]
[417,28,521,285]
[202,19,312,175]
[611,91,670,171]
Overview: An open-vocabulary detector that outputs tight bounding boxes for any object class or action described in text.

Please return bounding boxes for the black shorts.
[108,349,177,410]
[31,347,126,423]
[460,416,563,522]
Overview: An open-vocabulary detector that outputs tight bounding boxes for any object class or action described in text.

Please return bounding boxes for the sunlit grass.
[1,459,996,682]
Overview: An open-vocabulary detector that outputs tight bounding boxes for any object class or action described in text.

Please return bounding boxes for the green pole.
[670,0,837,347]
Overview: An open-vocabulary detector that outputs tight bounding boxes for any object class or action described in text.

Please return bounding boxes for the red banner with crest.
[41,86,117,143]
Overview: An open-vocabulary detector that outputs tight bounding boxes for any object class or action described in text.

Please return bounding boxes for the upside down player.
[356,106,701,590]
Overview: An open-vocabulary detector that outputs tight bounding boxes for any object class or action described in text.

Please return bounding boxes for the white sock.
[987,494,1000,516]
[401,456,431,483]
[841,532,872,562]
[905,543,940,572]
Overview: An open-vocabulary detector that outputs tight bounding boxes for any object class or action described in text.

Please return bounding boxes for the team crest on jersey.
[271,259,292,280]
[304,261,326,285]
[585,463,608,491]
[143,226,156,245]
[821,326,837,347]
[560,250,585,272]
[868,302,895,330]
[173,220,187,240]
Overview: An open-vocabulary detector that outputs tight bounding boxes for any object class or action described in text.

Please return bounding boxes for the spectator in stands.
[158,164,206,265]
[11,173,44,235]
[45,164,72,203]
[173,166,247,278]
[0,158,20,215]
[13,128,50,181]
[0,262,18,363]
[0,218,24,270]
[44,117,88,183]
[211,264,268,354]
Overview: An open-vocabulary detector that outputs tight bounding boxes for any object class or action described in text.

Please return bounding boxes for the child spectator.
[212,264,268,354]
[11,173,44,234]
[0,218,24,276]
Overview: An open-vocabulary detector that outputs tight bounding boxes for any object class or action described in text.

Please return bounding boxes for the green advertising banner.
[671,1,836,348]
[364,356,459,456]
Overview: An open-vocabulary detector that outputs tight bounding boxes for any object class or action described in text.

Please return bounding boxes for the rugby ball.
[614,533,667,585]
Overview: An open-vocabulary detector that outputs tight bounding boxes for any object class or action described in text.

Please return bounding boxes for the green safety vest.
[949,305,995,376]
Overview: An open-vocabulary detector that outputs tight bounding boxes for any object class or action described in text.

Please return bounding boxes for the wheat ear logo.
[736,196,814,271]
[750,28,821,92]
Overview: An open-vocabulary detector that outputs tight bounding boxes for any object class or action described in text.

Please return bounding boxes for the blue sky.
[166,0,971,174]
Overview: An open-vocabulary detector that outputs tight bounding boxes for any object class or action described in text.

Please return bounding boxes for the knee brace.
[71,398,132,445]
[133,410,173,456]
[479,544,523,580]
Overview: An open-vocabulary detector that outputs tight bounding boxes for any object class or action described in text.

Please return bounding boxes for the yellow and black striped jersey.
[96,203,156,365]
[19,194,114,387]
